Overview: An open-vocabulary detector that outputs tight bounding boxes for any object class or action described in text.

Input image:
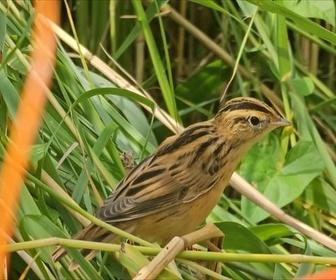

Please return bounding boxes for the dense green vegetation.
[1,1,336,279]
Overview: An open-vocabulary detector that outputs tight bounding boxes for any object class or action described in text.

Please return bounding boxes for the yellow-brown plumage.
[52,97,290,265]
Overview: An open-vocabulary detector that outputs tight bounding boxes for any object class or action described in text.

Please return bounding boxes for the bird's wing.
[97,151,220,223]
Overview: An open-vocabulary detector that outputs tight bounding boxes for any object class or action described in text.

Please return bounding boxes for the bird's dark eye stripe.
[222,101,272,115]
[232,117,246,124]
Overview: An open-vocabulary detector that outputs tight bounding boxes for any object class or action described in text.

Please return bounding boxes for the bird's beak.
[273,116,292,127]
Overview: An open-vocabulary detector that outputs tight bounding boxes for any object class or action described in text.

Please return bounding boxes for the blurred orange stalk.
[0,1,59,276]
[302,267,336,280]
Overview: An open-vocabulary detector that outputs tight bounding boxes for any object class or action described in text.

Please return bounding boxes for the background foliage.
[1,0,336,279]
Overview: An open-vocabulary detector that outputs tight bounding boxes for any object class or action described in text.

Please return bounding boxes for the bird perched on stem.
[52,97,290,266]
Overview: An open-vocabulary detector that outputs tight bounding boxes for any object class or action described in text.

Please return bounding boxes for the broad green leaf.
[291,93,336,187]
[216,222,275,277]
[239,134,281,193]
[242,141,324,223]
[281,141,324,175]
[288,77,315,96]
[282,0,335,27]
[251,224,311,279]
[216,222,271,254]
[236,0,258,17]
[303,178,336,216]
[248,0,336,45]
[250,224,294,243]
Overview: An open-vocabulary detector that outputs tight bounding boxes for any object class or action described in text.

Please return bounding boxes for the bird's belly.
[132,182,227,245]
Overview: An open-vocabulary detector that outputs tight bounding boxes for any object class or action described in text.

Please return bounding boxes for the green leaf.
[242,141,325,223]
[282,141,324,175]
[19,215,68,262]
[30,144,48,166]
[132,0,179,121]
[17,185,41,219]
[0,8,6,50]
[239,134,281,193]
[282,0,335,27]
[0,69,19,119]
[118,243,149,276]
[236,0,258,17]
[304,178,336,216]
[288,77,315,96]
[248,0,336,45]
[276,13,291,80]
[250,224,294,243]
[71,122,118,202]
[291,93,336,187]
[216,222,271,254]
[295,235,314,278]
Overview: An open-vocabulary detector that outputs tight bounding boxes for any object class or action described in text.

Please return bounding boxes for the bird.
[52,97,290,266]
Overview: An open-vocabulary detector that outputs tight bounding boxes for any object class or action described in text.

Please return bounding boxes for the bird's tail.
[52,223,118,270]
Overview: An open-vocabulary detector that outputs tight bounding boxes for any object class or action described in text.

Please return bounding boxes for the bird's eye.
[248,116,260,126]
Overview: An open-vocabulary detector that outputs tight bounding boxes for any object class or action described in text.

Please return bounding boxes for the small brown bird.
[52,97,290,265]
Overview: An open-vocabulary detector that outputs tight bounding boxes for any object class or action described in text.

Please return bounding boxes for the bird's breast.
[131,178,228,245]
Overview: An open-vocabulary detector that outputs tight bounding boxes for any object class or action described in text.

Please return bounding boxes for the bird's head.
[214,97,291,145]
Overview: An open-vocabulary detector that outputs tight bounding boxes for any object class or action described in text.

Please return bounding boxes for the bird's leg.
[204,235,224,278]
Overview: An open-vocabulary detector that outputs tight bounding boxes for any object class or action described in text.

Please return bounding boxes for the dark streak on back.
[157,124,211,156]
